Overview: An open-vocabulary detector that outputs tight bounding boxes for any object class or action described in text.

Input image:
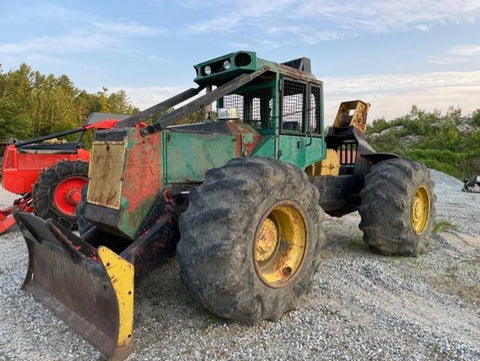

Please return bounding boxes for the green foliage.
[367,117,390,133]
[433,220,455,234]
[368,105,480,179]
[177,108,217,125]
[473,109,480,127]
[0,63,138,142]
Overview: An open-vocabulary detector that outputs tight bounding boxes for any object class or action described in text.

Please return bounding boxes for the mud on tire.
[177,157,325,324]
[33,160,88,230]
[359,158,436,256]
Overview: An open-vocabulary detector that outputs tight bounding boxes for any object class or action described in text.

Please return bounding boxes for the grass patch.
[428,268,480,306]
[346,237,369,252]
[433,220,455,234]
[0,350,12,361]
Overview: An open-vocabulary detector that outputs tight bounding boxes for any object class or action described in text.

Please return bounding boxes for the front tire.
[359,158,436,256]
[33,160,88,230]
[177,157,325,324]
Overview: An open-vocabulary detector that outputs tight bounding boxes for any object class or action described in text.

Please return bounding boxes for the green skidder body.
[85,51,328,240]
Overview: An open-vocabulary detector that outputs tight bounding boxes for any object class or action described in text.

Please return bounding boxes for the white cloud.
[450,44,480,56]
[428,44,480,64]
[301,30,341,44]
[415,24,431,32]
[0,5,166,57]
[188,0,295,33]
[292,0,480,34]
[323,70,480,121]
[109,85,190,110]
[187,0,480,44]
[92,21,166,36]
[0,32,116,55]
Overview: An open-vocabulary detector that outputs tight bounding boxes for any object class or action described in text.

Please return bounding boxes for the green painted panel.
[165,131,236,184]
[278,135,306,167]
[278,135,326,169]
[252,135,275,158]
[194,51,258,85]
[305,137,327,166]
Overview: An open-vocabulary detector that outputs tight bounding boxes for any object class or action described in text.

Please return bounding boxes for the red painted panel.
[122,130,163,214]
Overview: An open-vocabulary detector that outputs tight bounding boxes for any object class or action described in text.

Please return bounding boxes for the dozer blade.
[14,212,134,361]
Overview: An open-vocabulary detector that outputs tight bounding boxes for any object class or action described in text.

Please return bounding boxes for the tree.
[472,109,480,127]
[0,63,139,141]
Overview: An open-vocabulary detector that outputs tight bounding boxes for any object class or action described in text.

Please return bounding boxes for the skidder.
[14,51,435,360]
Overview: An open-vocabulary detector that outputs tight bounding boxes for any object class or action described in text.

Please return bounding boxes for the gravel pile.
[0,169,479,361]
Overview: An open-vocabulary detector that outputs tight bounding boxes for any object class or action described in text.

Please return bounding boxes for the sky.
[1,0,480,122]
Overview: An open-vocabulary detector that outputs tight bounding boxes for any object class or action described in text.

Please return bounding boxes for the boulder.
[379,125,404,136]
[402,135,424,144]
[456,123,475,135]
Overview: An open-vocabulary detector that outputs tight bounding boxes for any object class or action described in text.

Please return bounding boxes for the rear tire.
[33,160,88,230]
[177,157,325,324]
[359,158,436,256]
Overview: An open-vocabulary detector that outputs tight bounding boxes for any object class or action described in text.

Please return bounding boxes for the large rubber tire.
[359,158,436,256]
[177,157,325,324]
[33,160,88,230]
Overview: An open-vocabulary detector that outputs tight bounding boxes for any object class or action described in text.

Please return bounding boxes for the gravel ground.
[0,170,479,361]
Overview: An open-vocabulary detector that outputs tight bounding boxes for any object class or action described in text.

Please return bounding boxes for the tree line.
[0,63,139,141]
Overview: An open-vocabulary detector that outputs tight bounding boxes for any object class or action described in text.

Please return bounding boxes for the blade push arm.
[140,68,268,136]
[115,86,205,128]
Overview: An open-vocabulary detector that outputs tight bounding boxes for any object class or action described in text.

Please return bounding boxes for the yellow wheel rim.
[253,202,307,288]
[411,186,430,234]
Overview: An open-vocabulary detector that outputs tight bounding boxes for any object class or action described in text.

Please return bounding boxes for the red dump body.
[1,145,90,194]
[0,118,123,234]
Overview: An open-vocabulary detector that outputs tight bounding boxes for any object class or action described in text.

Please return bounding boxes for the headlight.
[223,60,231,70]
[204,65,212,75]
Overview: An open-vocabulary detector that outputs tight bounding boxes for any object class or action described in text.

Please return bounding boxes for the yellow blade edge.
[98,246,135,361]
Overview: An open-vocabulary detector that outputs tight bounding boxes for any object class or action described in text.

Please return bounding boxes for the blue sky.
[1,0,479,121]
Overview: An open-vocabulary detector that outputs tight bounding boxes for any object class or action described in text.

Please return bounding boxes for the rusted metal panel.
[225,122,262,156]
[118,129,163,239]
[85,128,164,240]
[87,141,126,210]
